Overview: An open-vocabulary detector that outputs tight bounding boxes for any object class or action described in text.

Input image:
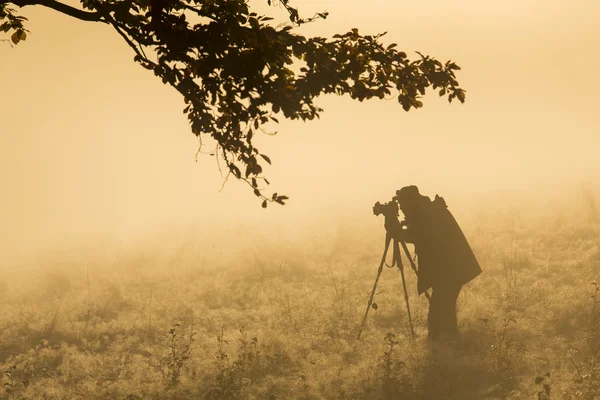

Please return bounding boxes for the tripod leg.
[394,240,416,338]
[357,234,393,339]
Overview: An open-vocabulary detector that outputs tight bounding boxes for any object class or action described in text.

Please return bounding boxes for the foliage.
[379,332,407,397]
[0,0,466,205]
[0,3,27,44]
[564,282,600,398]
[158,323,196,389]
[205,327,263,400]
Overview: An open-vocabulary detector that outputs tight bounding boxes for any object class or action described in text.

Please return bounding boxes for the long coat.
[394,195,482,294]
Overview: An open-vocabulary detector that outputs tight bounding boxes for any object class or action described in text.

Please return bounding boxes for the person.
[386,185,482,342]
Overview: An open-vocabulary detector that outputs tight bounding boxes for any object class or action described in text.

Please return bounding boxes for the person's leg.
[427,286,441,340]
[429,282,463,339]
[446,283,462,339]
[436,283,462,341]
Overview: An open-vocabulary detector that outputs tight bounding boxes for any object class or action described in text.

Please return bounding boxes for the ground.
[0,197,599,399]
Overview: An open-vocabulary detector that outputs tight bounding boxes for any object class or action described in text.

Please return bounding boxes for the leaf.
[19,30,26,41]
[11,31,20,45]
[372,302,378,310]
[230,165,241,178]
[253,188,260,197]
[261,200,267,208]
[260,154,271,164]
[398,96,411,111]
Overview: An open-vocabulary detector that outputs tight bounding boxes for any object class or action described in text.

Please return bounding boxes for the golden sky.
[1,0,599,263]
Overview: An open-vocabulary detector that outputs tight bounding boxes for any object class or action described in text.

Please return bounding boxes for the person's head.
[394,185,427,217]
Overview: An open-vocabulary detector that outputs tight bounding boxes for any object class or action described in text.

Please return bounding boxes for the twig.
[218,171,231,193]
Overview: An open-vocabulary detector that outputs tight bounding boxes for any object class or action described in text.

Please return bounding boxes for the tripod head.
[373,199,409,237]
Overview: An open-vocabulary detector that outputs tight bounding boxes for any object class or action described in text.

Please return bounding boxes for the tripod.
[356,231,430,340]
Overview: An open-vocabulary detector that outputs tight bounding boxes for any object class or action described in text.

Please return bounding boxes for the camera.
[373,200,399,218]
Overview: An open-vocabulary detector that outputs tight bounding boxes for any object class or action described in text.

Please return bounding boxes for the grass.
[0,194,599,399]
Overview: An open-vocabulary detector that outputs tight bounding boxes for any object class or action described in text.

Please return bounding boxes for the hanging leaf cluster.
[1,0,466,207]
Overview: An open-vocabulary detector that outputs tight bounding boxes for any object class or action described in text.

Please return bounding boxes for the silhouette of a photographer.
[387,185,482,342]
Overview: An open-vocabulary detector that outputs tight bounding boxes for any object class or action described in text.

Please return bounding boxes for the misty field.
[1,196,599,400]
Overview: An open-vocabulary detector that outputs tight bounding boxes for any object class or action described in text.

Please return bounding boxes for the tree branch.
[108,17,154,67]
[5,0,105,22]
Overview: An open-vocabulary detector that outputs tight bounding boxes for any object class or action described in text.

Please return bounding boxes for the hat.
[393,185,421,204]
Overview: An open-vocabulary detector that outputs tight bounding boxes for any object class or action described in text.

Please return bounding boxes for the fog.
[2,3,600,399]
